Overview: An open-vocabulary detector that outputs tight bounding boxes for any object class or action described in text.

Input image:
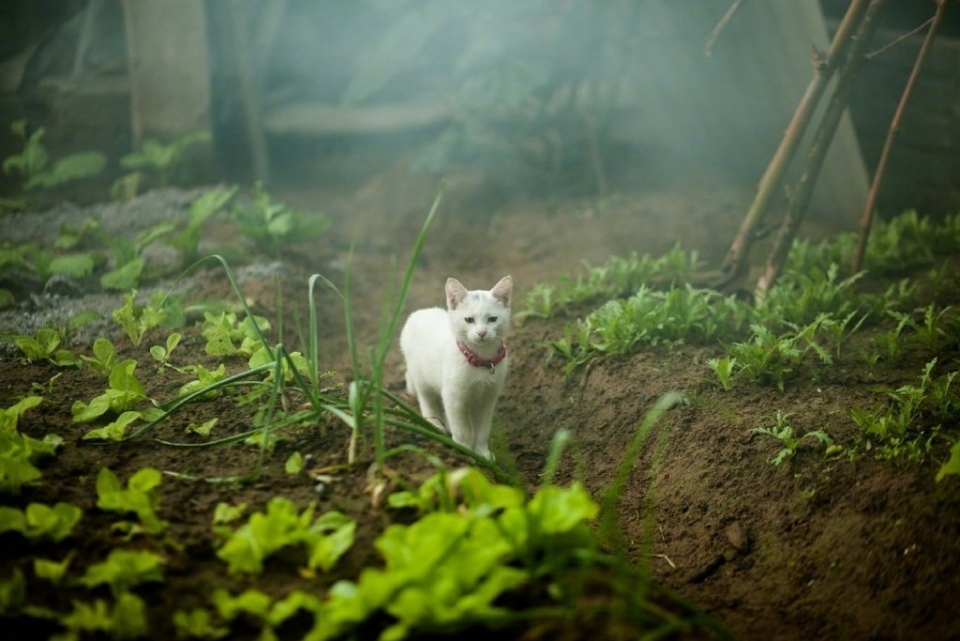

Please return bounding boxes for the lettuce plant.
[56,593,149,640]
[95,467,168,535]
[73,357,165,441]
[215,498,355,575]
[201,311,271,357]
[207,588,322,639]
[0,502,82,541]
[306,469,599,640]
[1,396,62,493]
[78,549,164,597]
[2,119,106,190]
[33,553,75,584]
[173,606,229,640]
[81,337,118,377]
[72,360,150,423]
[112,290,167,346]
[12,328,81,367]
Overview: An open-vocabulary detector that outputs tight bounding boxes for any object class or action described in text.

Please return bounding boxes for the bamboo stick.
[757,0,888,292]
[852,0,949,274]
[720,0,870,283]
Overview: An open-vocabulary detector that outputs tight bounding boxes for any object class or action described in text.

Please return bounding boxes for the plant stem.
[721,0,870,283]
[852,0,948,274]
[757,0,887,292]
[703,0,747,57]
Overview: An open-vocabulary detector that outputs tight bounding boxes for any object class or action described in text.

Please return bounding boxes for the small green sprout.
[706,356,737,391]
[751,411,833,466]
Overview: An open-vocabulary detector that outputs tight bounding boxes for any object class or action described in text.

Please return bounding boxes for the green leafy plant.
[149,332,183,372]
[558,285,744,372]
[706,355,737,391]
[302,469,598,640]
[751,411,833,466]
[178,363,227,399]
[72,359,163,439]
[873,309,915,363]
[0,502,82,541]
[116,130,212,191]
[215,497,355,576]
[0,235,102,309]
[95,467,169,535]
[753,263,871,328]
[81,337,118,377]
[53,593,150,640]
[936,441,960,482]
[33,553,75,585]
[728,324,804,391]
[849,359,958,463]
[232,183,331,257]
[284,451,304,474]
[211,502,247,533]
[12,327,81,367]
[915,303,953,348]
[185,417,219,437]
[78,548,164,597]
[0,396,62,493]
[201,310,271,357]
[3,119,106,191]
[170,186,238,261]
[100,253,144,290]
[112,290,169,345]
[173,606,229,640]
[206,588,323,639]
[524,245,702,317]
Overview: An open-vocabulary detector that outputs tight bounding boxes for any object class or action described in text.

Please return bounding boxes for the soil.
[1,155,959,640]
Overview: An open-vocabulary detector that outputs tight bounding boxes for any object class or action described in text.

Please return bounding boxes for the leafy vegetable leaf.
[285,451,304,474]
[33,552,75,584]
[936,441,960,482]
[78,549,164,597]
[101,257,144,291]
[48,253,95,278]
[95,467,168,534]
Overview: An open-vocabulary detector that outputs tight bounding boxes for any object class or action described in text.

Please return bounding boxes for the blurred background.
[1,0,958,219]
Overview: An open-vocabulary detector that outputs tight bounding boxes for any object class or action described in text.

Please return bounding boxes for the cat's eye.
[488,316,498,322]
[464,317,475,323]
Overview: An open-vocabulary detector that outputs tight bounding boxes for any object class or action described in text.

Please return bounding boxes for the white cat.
[400,276,513,459]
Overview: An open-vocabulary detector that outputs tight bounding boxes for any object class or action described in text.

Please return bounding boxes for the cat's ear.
[445,278,468,310]
[490,275,513,308]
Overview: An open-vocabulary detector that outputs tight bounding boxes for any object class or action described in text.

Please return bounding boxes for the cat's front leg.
[413,389,447,434]
[471,402,497,460]
[444,395,494,460]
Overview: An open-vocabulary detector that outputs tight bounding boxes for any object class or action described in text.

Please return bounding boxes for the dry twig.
[720,0,870,285]
[852,0,949,274]
[704,0,747,57]
[757,0,888,292]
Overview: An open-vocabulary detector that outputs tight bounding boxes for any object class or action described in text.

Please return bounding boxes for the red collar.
[457,340,507,373]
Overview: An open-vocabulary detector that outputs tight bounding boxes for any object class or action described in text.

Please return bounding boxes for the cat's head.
[445,276,513,345]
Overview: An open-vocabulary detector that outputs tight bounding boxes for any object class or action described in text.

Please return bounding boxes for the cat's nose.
[476,329,487,338]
